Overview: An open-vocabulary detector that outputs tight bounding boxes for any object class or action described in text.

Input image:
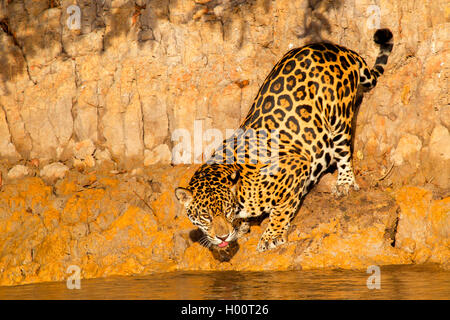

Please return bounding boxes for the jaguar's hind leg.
[332,134,359,197]
[332,159,359,197]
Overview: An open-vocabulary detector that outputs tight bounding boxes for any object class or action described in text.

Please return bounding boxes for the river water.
[0,265,448,300]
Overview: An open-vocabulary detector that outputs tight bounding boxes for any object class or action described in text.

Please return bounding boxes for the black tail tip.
[374,28,393,45]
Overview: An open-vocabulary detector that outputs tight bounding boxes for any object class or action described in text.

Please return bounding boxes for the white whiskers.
[199,235,213,248]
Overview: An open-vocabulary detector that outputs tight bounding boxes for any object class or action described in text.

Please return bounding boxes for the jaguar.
[175,29,393,252]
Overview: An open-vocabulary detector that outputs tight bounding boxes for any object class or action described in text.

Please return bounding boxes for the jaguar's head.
[175,167,240,249]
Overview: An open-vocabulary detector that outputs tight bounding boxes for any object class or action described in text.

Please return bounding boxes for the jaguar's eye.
[201,214,212,223]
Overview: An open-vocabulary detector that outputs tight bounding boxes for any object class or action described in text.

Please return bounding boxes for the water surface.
[0,265,448,299]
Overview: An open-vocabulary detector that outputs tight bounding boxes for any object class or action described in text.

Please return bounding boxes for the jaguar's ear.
[228,170,240,185]
[175,187,193,206]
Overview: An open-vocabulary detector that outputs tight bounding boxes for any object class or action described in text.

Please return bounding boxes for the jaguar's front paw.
[236,221,250,238]
[332,182,359,198]
[257,235,286,252]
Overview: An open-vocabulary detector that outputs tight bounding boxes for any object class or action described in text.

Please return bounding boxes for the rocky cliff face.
[0,164,448,286]
[0,0,448,188]
[0,0,448,286]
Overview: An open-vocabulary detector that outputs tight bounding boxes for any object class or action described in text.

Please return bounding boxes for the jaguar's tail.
[372,28,394,78]
[360,28,393,91]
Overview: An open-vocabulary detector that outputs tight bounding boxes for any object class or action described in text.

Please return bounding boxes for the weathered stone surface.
[40,162,69,181]
[20,60,75,160]
[396,187,449,265]
[94,148,112,163]
[0,0,447,191]
[429,125,450,161]
[73,139,96,160]
[7,165,29,180]
[0,164,448,286]
[390,134,422,166]
[0,106,20,161]
[144,144,172,166]
[63,29,105,57]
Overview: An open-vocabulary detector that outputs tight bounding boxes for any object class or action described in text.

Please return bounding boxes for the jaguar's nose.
[217,235,228,242]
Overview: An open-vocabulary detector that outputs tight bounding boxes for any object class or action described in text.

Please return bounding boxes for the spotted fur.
[176,29,393,252]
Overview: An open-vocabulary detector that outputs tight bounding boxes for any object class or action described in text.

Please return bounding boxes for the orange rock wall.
[0,165,448,286]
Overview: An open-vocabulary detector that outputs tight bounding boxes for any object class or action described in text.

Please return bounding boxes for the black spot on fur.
[293,85,307,101]
[286,116,300,134]
[300,58,312,69]
[336,81,343,99]
[330,114,336,126]
[286,75,296,91]
[277,94,293,111]
[344,85,350,97]
[283,60,296,74]
[301,127,316,144]
[308,81,319,99]
[327,87,335,102]
[325,153,331,166]
[313,163,323,177]
[264,114,280,129]
[273,108,286,121]
[322,43,340,53]
[262,95,275,113]
[339,56,350,70]
[349,72,355,89]
[295,70,307,82]
[308,43,326,51]
[279,129,293,141]
[311,51,325,63]
[374,65,384,74]
[295,49,310,61]
[295,104,312,122]
[259,80,270,96]
[347,54,356,65]
[363,68,371,78]
[270,77,284,94]
[323,50,338,62]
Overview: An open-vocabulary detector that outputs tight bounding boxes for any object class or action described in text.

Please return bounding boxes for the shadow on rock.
[189,228,240,262]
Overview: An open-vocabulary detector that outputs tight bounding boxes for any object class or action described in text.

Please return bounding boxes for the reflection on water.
[0,265,449,300]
